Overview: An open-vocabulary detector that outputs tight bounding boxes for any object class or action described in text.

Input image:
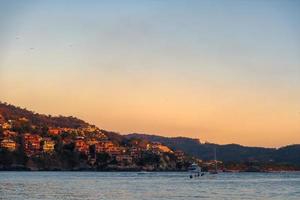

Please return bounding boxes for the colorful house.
[75,138,89,154]
[0,139,17,151]
[23,133,42,156]
[42,138,55,153]
[95,141,121,156]
[48,128,61,135]
[151,142,173,154]
[1,122,12,130]
[2,130,18,138]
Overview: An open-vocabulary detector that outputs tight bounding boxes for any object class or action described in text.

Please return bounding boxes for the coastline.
[1,168,299,173]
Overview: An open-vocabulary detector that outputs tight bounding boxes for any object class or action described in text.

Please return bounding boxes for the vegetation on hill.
[0,102,89,129]
[126,134,300,167]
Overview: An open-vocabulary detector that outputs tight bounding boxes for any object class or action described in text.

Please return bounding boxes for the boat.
[210,147,218,174]
[188,163,205,178]
[188,163,202,173]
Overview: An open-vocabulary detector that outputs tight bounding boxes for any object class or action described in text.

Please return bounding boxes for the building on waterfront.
[116,155,133,165]
[0,139,17,151]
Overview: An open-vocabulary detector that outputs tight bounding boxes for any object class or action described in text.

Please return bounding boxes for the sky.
[0,0,299,147]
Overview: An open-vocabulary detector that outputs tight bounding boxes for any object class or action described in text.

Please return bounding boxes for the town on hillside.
[0,108,196,171]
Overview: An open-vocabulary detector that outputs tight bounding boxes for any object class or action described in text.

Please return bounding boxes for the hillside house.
[86,138,98,146]
[116,155,133,165]
[130,147,142,159]
[151,142,173,154]
[48,128,61,135]
[42,138,55,153]
[23,133,42,156]
[1,122,12,130]
[95,141,121,156]
[2,130,18,138]
[99,133,108,140]
[174,150,185,162]
[75,138,89,154]
[0,139,17,151]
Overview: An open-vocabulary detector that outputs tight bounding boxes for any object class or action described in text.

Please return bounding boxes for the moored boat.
[210,147,218,174]
[188,163,202,173]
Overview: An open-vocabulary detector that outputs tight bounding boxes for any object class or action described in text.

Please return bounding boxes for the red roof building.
[75,138,89,154]
[23,133,42,156]
[95,141,121,156]
[48,128,61,135]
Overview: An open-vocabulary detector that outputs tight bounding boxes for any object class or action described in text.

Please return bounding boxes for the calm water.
[0,171,299,200]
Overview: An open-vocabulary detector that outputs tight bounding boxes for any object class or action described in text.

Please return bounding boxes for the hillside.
[126,134,300,166]
[126,133,202,156]
[0,101,191,171]
[0,102,89,129]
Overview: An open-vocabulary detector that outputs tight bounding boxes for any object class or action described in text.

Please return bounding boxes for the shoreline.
[1,169,299,173]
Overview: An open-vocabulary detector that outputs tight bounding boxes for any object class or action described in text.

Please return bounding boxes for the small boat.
[188,163,205,178]
[188,163,202,173]
[210,147,218,174]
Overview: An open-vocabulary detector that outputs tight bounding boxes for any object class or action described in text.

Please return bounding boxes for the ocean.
[0,171,299,200]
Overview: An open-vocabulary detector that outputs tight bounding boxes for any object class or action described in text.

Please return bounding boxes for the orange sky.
[1,68,299,147]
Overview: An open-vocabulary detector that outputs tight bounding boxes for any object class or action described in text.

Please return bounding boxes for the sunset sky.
[0,0,299,147]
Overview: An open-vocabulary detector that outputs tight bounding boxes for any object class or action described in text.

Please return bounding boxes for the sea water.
[0,171,299,200]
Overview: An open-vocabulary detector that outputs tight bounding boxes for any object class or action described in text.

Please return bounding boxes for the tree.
[59,146,79,169]
[96,153,110,170]
[138,152,160,166]
[0,149,13,168]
